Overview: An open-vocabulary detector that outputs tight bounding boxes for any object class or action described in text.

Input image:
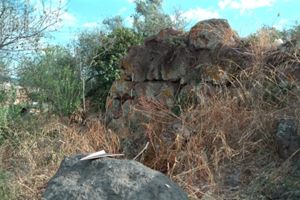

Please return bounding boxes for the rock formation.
[275,118,300,159]
[42,155,188,200]
[105,19,251,157]
[105,17,300,162]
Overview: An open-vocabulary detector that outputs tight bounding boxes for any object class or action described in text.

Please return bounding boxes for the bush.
[19,46,82,116]
[0,169,13,200]
[0,85,16,127]
[82,28,142,110]
[281,22,300,41]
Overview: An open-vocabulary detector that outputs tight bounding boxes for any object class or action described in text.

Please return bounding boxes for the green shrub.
[0,86,16,127]
[19,46,82,116]
[82,28,142,110]
[0,169,13,200]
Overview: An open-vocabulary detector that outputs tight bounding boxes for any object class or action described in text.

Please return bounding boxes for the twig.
[18,180,35,194]
[286,147,300,162]
[133,142,149,160]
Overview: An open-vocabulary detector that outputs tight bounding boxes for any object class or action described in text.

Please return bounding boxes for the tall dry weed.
[132,33,300,198]
[0,115,120,200]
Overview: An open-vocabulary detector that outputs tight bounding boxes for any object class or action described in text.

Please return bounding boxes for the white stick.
[133,142,149,160]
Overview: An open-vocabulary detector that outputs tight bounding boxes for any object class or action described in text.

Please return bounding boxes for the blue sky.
[47,0,300,44]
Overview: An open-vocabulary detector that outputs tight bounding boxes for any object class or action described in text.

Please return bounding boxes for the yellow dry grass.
[127,29,300,199]
[0,116,120,200]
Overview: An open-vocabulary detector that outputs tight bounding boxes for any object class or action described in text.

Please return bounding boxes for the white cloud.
[127,0,135,3]
[218,0,275,12]
[31,0,67,13]
[118,7,128,15]
[181,8,220,22]
[29,0,77,28]
[60,12,77,27]
[82,22,99,28]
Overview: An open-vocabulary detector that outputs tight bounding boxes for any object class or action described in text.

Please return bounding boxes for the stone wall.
[104,19,252,157]
[105,18,300,158]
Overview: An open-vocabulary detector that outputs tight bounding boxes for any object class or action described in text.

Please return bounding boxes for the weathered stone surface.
[275,119,300,159]
[106,19,244,157]
[121,40,174,82]
[106,81,178,125]
[188,19,239,50]
[121,28,215,84]
[135,82,178,107]
[43,155,188,200]
[110,80,135,98]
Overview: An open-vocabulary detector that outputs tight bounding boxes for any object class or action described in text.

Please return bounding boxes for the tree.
[103,16,124,32]
[0,0,62,59]
[281,22,300,41]
[74,0,186,111]
[75,27,142,110]
[19,46,82,116]
[72,30,104,112]
[133,0,185,37]
[67,0,186,112]
[0,60,9,82]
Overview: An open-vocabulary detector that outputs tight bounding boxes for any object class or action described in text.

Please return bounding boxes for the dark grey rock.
[43,155,188,200]
[275,119,300,159]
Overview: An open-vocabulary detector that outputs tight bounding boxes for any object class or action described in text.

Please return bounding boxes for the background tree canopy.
[0,0,62,59]
[13,0,186,113]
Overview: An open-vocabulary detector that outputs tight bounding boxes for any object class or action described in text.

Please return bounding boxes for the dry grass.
[0,115,120,200]
[129,30,300,199]
[133,91,274,199]
[133,75,299,199]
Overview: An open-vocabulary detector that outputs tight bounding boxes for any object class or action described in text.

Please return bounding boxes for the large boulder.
[188,19,239,50]
[275,119,300,159]
[120,29,189,82]
[43,155,188,200]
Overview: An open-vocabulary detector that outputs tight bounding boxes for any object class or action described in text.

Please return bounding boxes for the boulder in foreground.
[42,155,188,200]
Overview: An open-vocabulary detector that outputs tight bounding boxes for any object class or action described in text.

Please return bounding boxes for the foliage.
[281,21,300,41]
[103,16,124,31]
[75,30,103,104]
[73,0,186,111]
[0,0,62,59]
[0,84,25,146]
[0,61,9,82]
[133,0,185,37]
[0,169,13,200]
[77,28,143,110]
[19,46,82,116]
[0,84,16,127]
